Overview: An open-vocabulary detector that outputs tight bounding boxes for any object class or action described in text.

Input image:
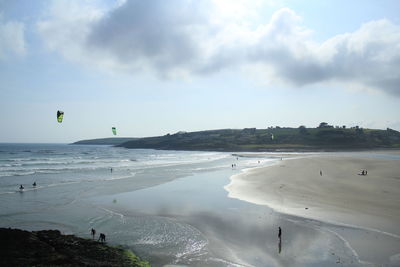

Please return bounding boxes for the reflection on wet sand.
[90,167,373,266]
[174,210,360,267]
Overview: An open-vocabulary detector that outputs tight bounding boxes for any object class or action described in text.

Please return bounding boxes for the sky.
[0,0,399,143]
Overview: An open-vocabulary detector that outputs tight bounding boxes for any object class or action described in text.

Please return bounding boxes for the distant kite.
[112,127,117,135]
[57,111,64,123]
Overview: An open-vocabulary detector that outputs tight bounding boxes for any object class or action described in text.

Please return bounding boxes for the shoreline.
[225,152,400,236]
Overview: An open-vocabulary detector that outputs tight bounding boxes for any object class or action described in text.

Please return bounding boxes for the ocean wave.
[0,171,36,177]
[0,167,96,177]
[0,147,233,179]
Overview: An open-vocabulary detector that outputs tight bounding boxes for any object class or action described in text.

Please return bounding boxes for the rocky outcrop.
[0,228,150,267]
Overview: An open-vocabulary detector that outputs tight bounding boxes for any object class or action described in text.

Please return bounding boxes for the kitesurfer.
[57,110,64,123]
[32,182,36,187]
[19,185,24,190]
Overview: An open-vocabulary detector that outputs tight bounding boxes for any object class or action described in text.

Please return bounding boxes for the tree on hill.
[298,125,308,135]
[318,122,333,128]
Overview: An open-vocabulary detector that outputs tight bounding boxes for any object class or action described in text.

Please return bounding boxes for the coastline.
[225,152,400,236]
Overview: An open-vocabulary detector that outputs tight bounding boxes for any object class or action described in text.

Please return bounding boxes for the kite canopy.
[57,111,64,123]
[112,127,117,135]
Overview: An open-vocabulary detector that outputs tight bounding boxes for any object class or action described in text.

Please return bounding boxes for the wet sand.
[225,153,400,237]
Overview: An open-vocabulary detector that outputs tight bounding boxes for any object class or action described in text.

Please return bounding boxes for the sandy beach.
[225,152,400,237]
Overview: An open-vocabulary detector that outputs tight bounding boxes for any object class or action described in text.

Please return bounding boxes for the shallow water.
[0,144,398,266]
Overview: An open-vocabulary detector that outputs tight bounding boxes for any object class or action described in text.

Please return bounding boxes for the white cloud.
[37,0,400,96]
[0,16,26,58]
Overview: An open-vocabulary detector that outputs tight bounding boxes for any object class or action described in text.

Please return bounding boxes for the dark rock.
[0,228,150,267]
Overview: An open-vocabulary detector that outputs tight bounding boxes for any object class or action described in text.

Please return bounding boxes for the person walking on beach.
[278,227,282,254]
[110,167,113,173]
[91,228,96,239]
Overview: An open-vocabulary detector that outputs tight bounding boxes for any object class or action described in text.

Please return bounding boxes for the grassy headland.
[116,125,400,151]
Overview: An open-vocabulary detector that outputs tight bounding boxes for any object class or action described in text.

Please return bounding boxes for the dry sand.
[225,153,400,236]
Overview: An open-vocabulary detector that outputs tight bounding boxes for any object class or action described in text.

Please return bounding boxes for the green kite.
[57,111,64,123]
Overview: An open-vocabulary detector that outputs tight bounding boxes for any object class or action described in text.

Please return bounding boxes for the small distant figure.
[231,164,234,169]
[32,181,37,187]
[110,168,113,173]
[91,228,96,239]
[361,170,365,175]
[19,185,24,190]
[278,227,282,254]
[98,233,106,243]
[320,170,322,176]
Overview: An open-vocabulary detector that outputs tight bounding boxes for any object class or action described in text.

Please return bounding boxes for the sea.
[0,143,398,267]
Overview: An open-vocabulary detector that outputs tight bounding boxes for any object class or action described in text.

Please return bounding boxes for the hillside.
[72,138,138,145]
[117,126,400,152]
